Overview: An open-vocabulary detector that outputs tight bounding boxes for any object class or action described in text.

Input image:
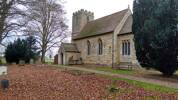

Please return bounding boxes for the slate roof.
[73,9,130,40]
[120,15,132,35]
[61,43,79,53]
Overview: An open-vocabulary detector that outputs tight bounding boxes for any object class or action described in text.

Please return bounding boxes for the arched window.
[87,40,91,55]
[128,41,131,55]
[125,41,127,55]
[122,40,131,55]
[122,41,125,55]
[98,39,103,55]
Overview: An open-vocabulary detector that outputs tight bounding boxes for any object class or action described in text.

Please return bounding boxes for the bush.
[5,36,39,64]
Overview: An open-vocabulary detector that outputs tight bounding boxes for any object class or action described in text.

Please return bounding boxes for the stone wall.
[58,49,81,65]
[117,33,138,64]
[65,52,81,64]
[54,54,58,64]
[58,51,65,65]
[73,33,113,65]
[73,33,138,66]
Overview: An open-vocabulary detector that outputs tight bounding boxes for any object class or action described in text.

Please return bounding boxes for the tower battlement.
[73,9,94,17]
[72,9,94,37]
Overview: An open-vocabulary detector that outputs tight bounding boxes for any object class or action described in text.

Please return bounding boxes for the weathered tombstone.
[0,66,7,75]
[1,79,9,91]
[0,68,9,91]
[19,60,25,66]
[30,59,34,64]
[12,62,17,67]
[35,57,42,65]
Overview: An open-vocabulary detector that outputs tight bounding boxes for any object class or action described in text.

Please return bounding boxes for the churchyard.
[0,64,178,100]
[0,0,178,99]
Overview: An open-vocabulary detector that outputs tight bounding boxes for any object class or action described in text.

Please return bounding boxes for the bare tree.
[0,0,26,46]
[24,0,68,63]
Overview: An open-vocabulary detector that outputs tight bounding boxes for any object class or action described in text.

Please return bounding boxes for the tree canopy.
[0,0,68,63]
[23,0,68,63]
[5,36,39,64]
[133,0,178,76]
[0,0,26,45]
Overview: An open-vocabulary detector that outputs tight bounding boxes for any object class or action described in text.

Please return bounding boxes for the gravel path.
[59,65,178,89]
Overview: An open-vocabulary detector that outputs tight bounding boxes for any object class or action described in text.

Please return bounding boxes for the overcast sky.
[50,0,134,55]
[0,0,134,57]
[65,0,133,30]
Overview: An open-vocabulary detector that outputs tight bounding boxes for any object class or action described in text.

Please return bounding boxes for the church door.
[61,53,64,65]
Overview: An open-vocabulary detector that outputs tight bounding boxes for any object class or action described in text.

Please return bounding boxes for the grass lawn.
[100,75,178,94]
[116,77,178,94]
[56,66,178,94]
[94,67,133,75]
[88,67,178,93]
[45,58,54,64]
[57,65,133,75]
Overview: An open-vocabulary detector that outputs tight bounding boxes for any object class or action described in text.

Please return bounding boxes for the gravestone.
[19,60,25,66]
[30,59,34,64]
[0,66,9,91]
[0,66,7,76]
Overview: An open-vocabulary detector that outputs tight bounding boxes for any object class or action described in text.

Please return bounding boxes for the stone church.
[58,7,138,67]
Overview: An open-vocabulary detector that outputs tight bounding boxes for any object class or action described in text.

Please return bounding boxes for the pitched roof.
[120,15,132,35]
[61,43,79,53]
[73,9,129,40]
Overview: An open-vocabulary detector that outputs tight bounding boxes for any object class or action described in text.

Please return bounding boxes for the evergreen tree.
[5,36,39,64]
[25,36,39,63]
[133,0,178,76]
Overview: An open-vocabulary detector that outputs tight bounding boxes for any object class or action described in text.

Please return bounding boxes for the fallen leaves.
[0,65,177,100]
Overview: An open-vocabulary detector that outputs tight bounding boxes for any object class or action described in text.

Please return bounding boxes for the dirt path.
[58,65,178,89]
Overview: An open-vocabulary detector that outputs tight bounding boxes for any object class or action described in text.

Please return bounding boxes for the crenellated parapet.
[72,9,94,38]
[73,9,94,18]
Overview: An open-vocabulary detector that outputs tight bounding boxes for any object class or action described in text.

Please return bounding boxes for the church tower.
[72,9,94,37]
